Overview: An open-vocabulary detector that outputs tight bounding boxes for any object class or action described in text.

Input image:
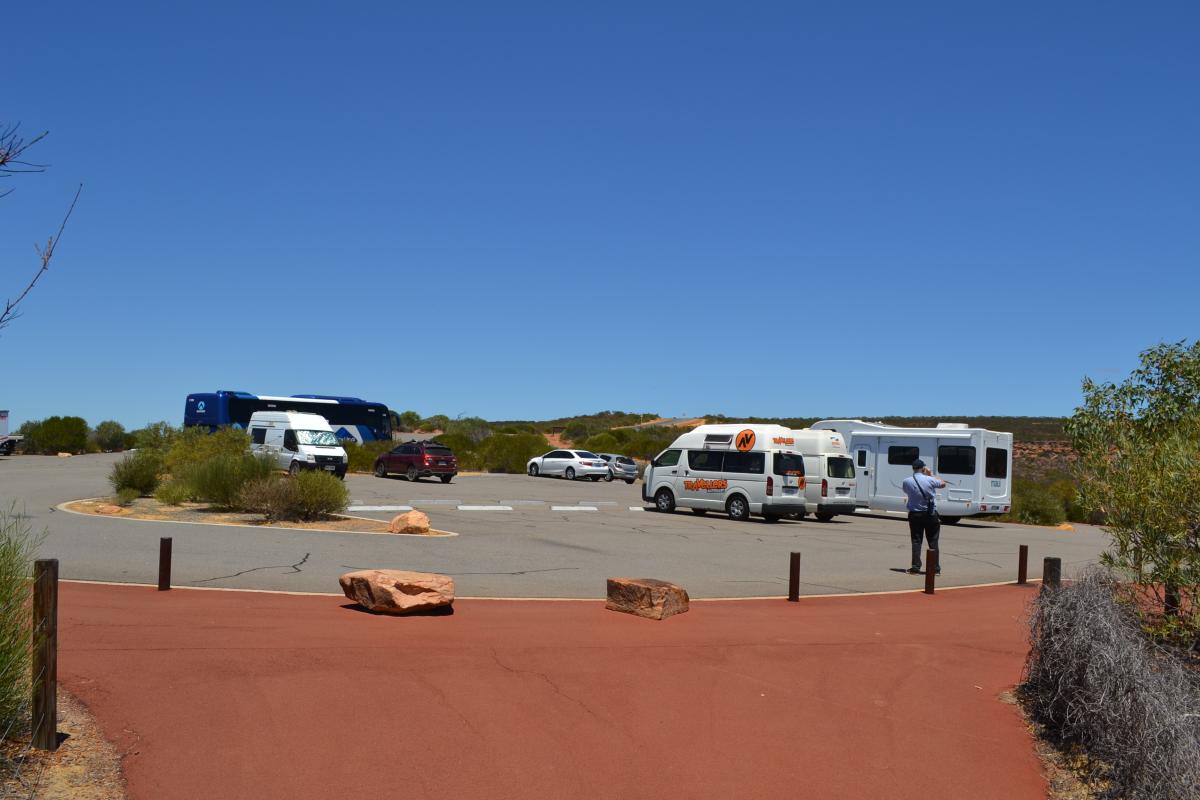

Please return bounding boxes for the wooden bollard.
[1043,557,1062,588]
[32,559,58,752]
[158,537,172,591]
[787,552,801,602]
[924,550,938,595]
[1017,545,1029,585]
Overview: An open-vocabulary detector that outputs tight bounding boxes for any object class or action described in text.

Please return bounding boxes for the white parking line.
[551,505,598,511]
[457,505,514,511]
[347,505,413,512]
[629,506,645,512]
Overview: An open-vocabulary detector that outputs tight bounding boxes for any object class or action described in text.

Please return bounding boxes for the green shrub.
[164,426,250,476]
[19,415,92,454]
[132,421,179,453]
[0,507,43,733]
[183,454,274,510]
[109,450,163,495]
[92,420,127,452]
[432,432,482,470]
[115,487,141,507]
[292,470,349,519]
[154,480,194,506]
[1010,480,1067,526]
[478,432,552,473]
[342,440,394,473]
[580,432,619,454]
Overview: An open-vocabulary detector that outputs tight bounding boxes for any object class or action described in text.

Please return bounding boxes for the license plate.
[783,487,798,495]
[324,465,336,471]
[836,487,849,495]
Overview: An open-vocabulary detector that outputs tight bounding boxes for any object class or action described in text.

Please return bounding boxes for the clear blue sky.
[4,1,1197,429]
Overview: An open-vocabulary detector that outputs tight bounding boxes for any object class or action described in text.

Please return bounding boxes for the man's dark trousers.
[908,511,940,571]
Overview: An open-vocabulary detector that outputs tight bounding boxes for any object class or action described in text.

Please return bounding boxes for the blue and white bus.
[184,390,392,442]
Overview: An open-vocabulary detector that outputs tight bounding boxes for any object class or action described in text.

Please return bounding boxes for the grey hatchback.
[598,453,638,484]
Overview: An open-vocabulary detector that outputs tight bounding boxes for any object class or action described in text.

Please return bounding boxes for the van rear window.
[773,453,804,476]
[827,457,855,479]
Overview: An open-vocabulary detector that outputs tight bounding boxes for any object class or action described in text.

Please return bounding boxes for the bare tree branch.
[0,124,50,197]
[1,183,82,332]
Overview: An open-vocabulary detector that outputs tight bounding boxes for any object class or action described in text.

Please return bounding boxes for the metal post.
[924,550,938,595]
[787,552,801,602]
[158,537,172,591]
[32,559,58,752]
[1017,545,1029,585]
[1043,557,1061,588]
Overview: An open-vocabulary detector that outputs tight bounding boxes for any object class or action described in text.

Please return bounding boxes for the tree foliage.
[92,420,127,451]
[1067,340,1200,641]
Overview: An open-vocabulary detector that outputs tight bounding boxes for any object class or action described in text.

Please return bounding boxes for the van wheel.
[406,466,419,482]
[288,462,302,477]
[726,495,750,521]
[691,508,708,516]
[374,462,387,478]
[815,512,834,522]
[528,463,539,477]
[941,516,961,525]
[654,488,675,513]
[565,467,576,481]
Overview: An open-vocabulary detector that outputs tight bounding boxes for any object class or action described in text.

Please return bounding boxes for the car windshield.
[827,456,855,479]
[576,451,600,459]
[296,430,339,447]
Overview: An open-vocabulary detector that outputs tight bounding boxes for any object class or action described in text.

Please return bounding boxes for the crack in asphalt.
[488,647,602,722]
[192,552,311,584]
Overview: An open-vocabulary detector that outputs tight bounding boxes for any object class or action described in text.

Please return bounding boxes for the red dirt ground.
[58,582,1046,800]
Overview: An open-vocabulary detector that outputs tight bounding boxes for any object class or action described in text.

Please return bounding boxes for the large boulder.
[389,510,431,534]
[339,569,454,615]
[606,577,689,620]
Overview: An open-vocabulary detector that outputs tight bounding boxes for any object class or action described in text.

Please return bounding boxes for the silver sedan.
[526,449,611,481]
[598,453,638,484]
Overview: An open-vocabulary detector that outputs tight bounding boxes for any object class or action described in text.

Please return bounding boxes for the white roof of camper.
[668,423,799,451]
[812,419,1000,437]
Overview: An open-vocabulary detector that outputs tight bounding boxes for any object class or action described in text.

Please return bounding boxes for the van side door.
[680,449,725,509]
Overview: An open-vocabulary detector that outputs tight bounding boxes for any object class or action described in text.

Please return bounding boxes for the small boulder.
[606,577,689,620]
[389,510,431,534]
[93,503,126,515]
[57,452,72,458]
[339,569,454,615]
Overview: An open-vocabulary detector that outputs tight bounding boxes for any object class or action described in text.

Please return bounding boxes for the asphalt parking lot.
[1,453,1108,597]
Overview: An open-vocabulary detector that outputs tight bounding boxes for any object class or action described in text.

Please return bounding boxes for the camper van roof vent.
[704,433,733,447]
[935,423,969,429]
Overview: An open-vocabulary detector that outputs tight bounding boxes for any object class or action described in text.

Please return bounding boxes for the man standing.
[902,459,947,575]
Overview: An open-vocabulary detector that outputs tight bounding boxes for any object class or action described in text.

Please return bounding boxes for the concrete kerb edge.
[56,500,459,539]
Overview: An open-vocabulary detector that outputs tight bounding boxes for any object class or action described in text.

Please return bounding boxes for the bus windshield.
[297,430,339,447]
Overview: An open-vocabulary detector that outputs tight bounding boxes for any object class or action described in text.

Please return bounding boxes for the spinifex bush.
[153,480,194,506]
[291,470,349,519]
[109,449,163,496]
[239,472,348,521]
[183,454,274,510]
[0,507,42,735]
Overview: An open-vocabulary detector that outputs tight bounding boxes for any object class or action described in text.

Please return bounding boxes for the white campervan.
[787,429,858,521]
[642,424,807,522]
[248,411,348,478]
[811,419,1013,523]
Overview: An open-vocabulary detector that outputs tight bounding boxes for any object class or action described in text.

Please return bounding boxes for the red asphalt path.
[59,583,1047,800]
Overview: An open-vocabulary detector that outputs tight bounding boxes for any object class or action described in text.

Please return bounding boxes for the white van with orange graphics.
[642,424,807,522]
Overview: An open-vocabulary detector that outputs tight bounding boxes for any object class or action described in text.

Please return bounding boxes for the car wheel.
[726,494,750,521]
[691,508,708,516]
[374,462,387,478]
[941,516,961,525]
[603,470,613,482]
[288,461,302,477]
[815,512,834,522]
[654,488,675,513]
[624,479,635,485]
[528,463,539,477]
[406,465,419,482]
[565,467,576,481]
[440,475,454,484]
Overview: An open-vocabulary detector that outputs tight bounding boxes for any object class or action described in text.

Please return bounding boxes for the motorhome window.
[827,457,855,479]
[688,450,724,471]
[986,448,1008,479]
[297,430,339,447]
[250,428,266,445]
[724,451,765,474]
[283,430,298,451]
[773,453,805,476]
[703,434,733,446]
[857,450,866,467]
[938,445,976,475]
[654,449,681,467]
[887,446,919,465]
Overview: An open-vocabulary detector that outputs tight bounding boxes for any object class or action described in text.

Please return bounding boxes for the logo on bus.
[196,401,206,413]
[736,429,756,451]
[684,479,728,492]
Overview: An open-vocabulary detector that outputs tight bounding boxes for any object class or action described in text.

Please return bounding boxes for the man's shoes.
[906,567,921,575]
[936,569,942,575]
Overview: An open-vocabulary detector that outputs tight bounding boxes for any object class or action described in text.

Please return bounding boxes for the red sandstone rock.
[606,577,689,620]
[339,570,454,615]
[388,511,431,534]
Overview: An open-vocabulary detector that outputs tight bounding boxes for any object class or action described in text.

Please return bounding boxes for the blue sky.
[3,1,1197,429]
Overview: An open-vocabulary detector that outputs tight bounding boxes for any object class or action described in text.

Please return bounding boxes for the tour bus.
[184,390,391,443]
[787,428,858,521]
[643,424,807,522]
[810,419,1013,523]
[248,411,349,478]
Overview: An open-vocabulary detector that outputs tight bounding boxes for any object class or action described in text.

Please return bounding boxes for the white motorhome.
[642,424,807,522]
[248,411,348,478]
[0,410,22,456]
[786,429,857,521]
[811,420,1012,523]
